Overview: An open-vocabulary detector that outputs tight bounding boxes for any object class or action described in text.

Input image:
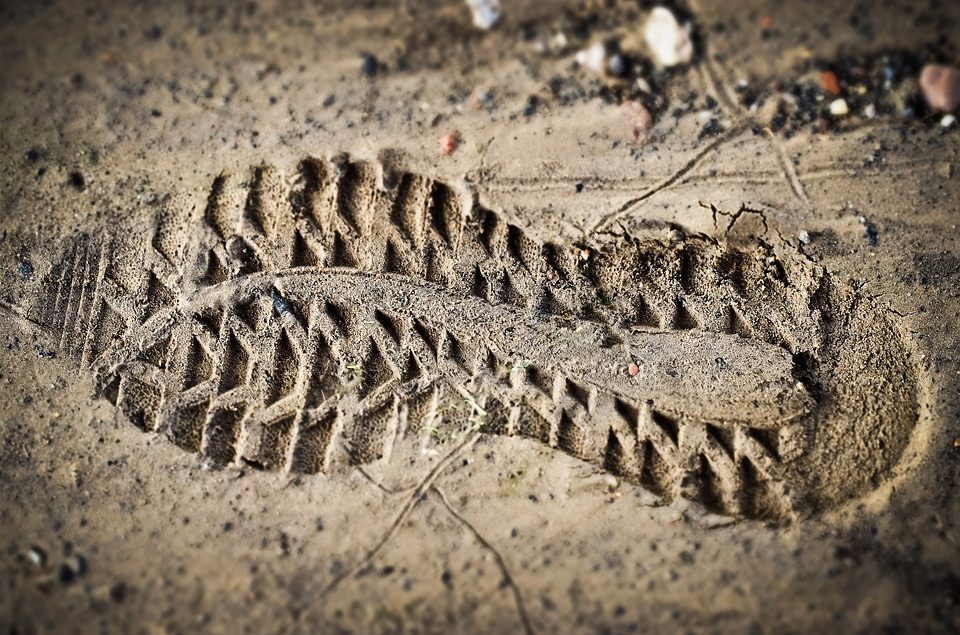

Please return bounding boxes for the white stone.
[941,114,956,128]
[798,230,811,245]
[465,0,501,30]
[829,98,849,116]
[551,32,568,51]
[643,7,694,67]
[575,42,607,74]
[864,103,877,119]
[28,547,45,566]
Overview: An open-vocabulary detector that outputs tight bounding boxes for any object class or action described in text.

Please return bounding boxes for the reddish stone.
[920,64,960,113]
[439,131,461,155]
[620,100,653,145]
[820,70,841,96]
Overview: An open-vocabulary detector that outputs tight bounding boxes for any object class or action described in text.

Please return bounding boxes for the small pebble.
[699,117,724,139]
[941,114,956,128]
[18,259,34,279]
[465,0,501,30]
[608,53,627,77]
[620,100,654,145]
[920,64,960,113]
[522,95,539,117]
[643,7,693,67]
[70,554,88,576]
[271,289,293,316]
[550,32,569,53]
[863,103,877,119]
[467,87,493,110]
[575,42,607,74]
[829,98,849,116]
[820,70,841,96]
[440,131,461,155]
[798,230,811,245]
[627,362,640,377]
[360,53,379,77]
[28,546,46,567]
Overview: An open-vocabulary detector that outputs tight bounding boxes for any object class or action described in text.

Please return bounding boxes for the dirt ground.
[1,1,959,633]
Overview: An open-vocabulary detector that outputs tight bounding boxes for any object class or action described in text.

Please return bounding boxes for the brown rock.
[920,64,960,113]
[820,70,841,96]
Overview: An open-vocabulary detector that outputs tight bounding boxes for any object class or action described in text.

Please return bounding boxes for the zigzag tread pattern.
[29,154,916,521]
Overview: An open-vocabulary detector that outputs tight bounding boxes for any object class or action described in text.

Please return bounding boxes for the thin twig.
[591,122,749,232]
[433,485,535,635]
[319,431,482,597]
[356,466,417,496]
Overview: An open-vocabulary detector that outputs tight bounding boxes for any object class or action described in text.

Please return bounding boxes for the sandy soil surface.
[1,1,959,633]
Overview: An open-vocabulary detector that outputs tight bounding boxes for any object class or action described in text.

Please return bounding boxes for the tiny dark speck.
[68,171,86,191]
[575,181,584,193]
[272,288,293,316]
[699,118,724,139]
[322,94,336,108]
[109,582,127,602]
[360,53,379,77]
[25,148,40,162]
[523,96,539,117]
[57,564,75,585]
[145,25,163,40]
[18,259,33,279]
[150,109,162,117]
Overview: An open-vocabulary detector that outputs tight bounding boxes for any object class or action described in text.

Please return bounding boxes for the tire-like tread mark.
[28,155,918,522]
